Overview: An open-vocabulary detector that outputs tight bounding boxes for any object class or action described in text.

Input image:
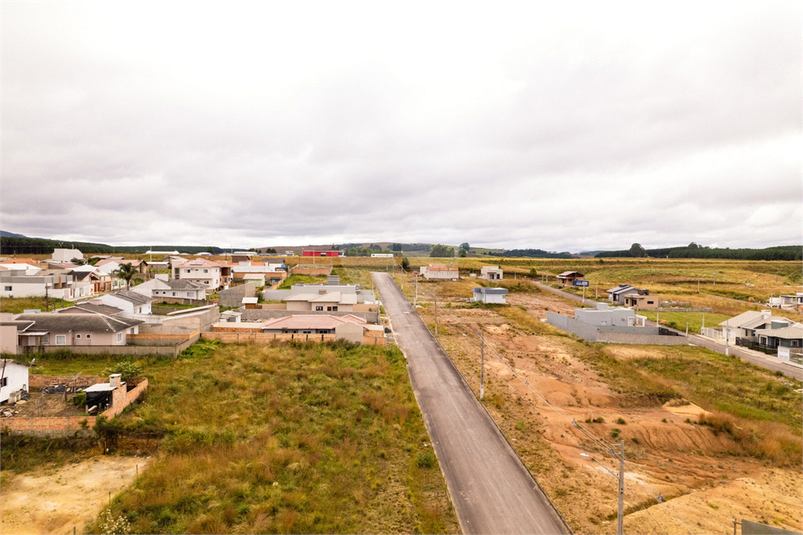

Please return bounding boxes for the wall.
[547,312,687,345]
[219,282,257,307]
[145,307,219,333]
[0,281,47,298]
[241,309,379,324]
[1,378,148,437]
[597,332,688,345]
[335,322,364,344]
[128,330,200,346]
[1,325,18,354]
[152,296,208,306]
[29,374,101,389]
[0,362,29,403]
[292,266,332,276]
[202,332,337,344]
[546,312,600,341]
[29,337,198,358]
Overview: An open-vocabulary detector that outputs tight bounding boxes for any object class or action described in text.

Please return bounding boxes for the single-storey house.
[95,291,153,317]
[0,359,30,403]
[51,248,83,263]
[606,284,648,304]
[420,264,459,280]
[57,303,125,316]
[556,271,584,286]
[9,313,144,350]
[622,293,660,310]
[718,310,794,343]
[152,279,207,300]
[480,266,503,281]
[285,291,358,312]
[472,287,509,304]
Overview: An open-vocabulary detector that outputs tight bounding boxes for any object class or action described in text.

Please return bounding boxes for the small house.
[472,287,508,304]
[480,266,503,281]
[420,264,459,280]
[0,359,30,403]
[606,284,648,304]
[556,271,584,286]
[622,293,659,310]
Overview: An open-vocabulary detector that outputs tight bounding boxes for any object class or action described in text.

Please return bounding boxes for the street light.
[461,327,485,399]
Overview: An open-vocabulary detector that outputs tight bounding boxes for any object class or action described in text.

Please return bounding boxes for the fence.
[202,332,336,344]
[1,379,148,437]
[25,333,199,359]
[735,338,777,355]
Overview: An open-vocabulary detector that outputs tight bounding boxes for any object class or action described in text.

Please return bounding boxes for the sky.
[2,1,801,252]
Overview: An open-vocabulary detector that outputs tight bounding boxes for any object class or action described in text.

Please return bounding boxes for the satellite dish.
[29,357,36,366]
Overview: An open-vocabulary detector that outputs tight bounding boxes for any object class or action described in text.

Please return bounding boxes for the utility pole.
[686,321,689,337]
[479,328,485,400]
[434,292,438,336]
[612,441,625,535]
[414,273,418,306]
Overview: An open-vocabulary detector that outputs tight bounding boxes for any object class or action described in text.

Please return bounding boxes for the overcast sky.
[2,1,800,252]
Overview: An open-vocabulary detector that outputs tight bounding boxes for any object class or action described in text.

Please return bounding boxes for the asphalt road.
[534,282,803,381]
[373,272,571,535]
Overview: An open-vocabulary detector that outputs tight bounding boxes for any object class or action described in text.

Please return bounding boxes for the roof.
[557,271,583,278]
[755,323,803,340]
[84,383,119,393]
[606,284,637,295]
[473,287,509,295]
[0,359,31,368]
[242,297,259,304]
[57,303,124,316]
[262,314,366,331]
[105,290,153,306]
[0,320,36,332]
[739,315,793,331]
[14,313,143,333]
[0,258,38,265]
[182,259,221,267]
[163,279,206,291]
[719,311,780,329]
[425,264,458,272]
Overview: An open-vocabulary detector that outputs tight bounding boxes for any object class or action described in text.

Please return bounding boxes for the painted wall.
[0,361,28,403]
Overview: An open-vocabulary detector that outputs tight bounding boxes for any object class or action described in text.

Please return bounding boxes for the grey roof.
[607,284,637,295]
[557,271,583,278]
[163,279,206,291]
[14,313,143,333]
[58,303,124,316]
[0,320,36,332]
[108,290,153,305]
[473,287,509,294]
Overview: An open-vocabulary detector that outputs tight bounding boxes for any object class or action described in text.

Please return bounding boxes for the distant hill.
[0,230,27,238]
[0,235,231,256]
[488,249,575,259]
[596,245,802,261]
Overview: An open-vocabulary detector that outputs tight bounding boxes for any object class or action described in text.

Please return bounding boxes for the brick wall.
[201,332,336,344]
[29,375,101,389]
[1,378,148,436]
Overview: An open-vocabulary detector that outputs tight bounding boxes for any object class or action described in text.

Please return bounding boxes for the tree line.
[596,243,802,261]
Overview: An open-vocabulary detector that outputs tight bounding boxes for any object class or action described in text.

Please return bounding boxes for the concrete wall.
[597,332,688,345]
[128,330,200,346]
[575,307,636,327]
[29,374,101,389]
[1,379,148,436]
[202,332,337,344]
[27,337,198,358]
[547,312,601,341]
[1,325,18,355]
[547,312,686,345]
[219,282,257,308]
[240,309,379,324]
[145,307,219,333]
[335,322,364,344]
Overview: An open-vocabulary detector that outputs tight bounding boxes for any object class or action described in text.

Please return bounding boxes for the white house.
[480,266,503,281]
[173,259,222,290]
[0,359,30,403]
[52,248,83,263]
[152,279,207,300]
[95,291,153,317]
[420,264,459,280]
[472,287,508,304]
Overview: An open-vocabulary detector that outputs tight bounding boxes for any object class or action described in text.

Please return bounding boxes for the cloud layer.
[3,1,800,251]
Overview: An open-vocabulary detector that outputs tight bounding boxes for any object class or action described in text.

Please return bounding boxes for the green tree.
[113,263,138,289]
[459,242,470,251]
[529,267,537,278]
[458,248,467,257]
[629,243,647,257]
[401,257,410,271]
[429,244,454,257]
[105,361,143,384]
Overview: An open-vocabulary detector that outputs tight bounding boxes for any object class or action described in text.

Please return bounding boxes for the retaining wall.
[240,309,379,324]
[219,283,258,308]
[202,332,337,344]
[29,334,199,358]
[547,312,687,345]
[29,375,101,389]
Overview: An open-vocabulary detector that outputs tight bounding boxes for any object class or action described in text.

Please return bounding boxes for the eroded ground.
[415,286,803,534]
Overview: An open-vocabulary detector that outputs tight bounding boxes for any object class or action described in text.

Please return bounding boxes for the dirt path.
[1,455,148,535]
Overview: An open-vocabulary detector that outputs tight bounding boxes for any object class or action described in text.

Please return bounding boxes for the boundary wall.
[240,309,379,324]
[1,379,148,437]
[547,312,687,345]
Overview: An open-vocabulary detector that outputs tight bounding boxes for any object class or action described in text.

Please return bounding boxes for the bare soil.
[419,290,803,534]
[1,455,148,535]
[5,391,87,418]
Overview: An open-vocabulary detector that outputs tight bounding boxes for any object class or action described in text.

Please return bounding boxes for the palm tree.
[113,263,138,289]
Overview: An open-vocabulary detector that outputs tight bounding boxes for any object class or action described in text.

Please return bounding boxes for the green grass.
[277,274,328,289]
[0,296,74,314]
[81,342,459,534]
[640,311,731,333]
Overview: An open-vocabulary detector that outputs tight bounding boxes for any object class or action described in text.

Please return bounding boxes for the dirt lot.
[4,391,87,418]
[417,289,803,534]
[1,455,148,535]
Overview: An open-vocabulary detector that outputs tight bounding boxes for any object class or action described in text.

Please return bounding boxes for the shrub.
[416,451,435,469]
[105,361,143,384]
[614,417,627,425]
[611,428,621,439]
[73,392,87,407]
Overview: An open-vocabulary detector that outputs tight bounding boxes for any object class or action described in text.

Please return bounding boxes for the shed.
[472,287,509,304]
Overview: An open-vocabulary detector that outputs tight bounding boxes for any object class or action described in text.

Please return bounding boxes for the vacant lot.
[411,281,802,534]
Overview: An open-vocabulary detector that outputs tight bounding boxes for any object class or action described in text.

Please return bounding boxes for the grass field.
[59,341,459,534]
[639,311,731,333]
[0,296,75,314]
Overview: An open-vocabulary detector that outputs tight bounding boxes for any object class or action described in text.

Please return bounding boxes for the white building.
[52,248,83,263]
[420,264,459,280]
[173,259,222,290]
[95,291,153,317]
[0,359,30,403]
[480,266,503,281]
[472,287,508,304]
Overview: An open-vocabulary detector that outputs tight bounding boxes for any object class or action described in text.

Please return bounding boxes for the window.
[55,335,66,345]
[76,334,81,339]
[315,306,323,311]
[204,281,209,284]
[187,292,193,297]
[1,377,7,387]
[117,332,123,342]
[186,269,191,273]
[4,286,11,291]
[302,330,312,334]
[203,269,208,273]
[332,306,338,312]
[86,334,91,339]
[172,292,177,296]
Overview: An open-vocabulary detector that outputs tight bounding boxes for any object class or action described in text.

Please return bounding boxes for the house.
[95,258,147,275]
[10,313,143,349]
[753,323,803,352]
[57,303,125,316]
[606,284,648,304]
[69,265,122,294]
[556,271,584,286]
[0,260,42,276]
[302,250,344,257]
[420,264,459,280]
[231,260,287,285]
[263,282,377,306]
[172,259,222,290]
[622,293,660,310]
[480,266,503,281]
[152,279,207,300]
[95,291,153,317]
[261,314,367,334]
[0,270,93,300]
[718,310,796,345]
[231,252,257,263]
[0,359,30,403]
[575,304,646,327]
[777,293,803,310]
[51,248,83,263]
[129,275,171,298]
[285,291,358,312]
[472,287,508,304]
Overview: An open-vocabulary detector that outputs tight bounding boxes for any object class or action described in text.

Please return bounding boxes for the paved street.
[373,272,570,535]
[534,282,803,381]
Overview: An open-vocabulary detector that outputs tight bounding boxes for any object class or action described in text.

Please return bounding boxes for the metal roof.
[14,313,143,333]
[473,287,509,294]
